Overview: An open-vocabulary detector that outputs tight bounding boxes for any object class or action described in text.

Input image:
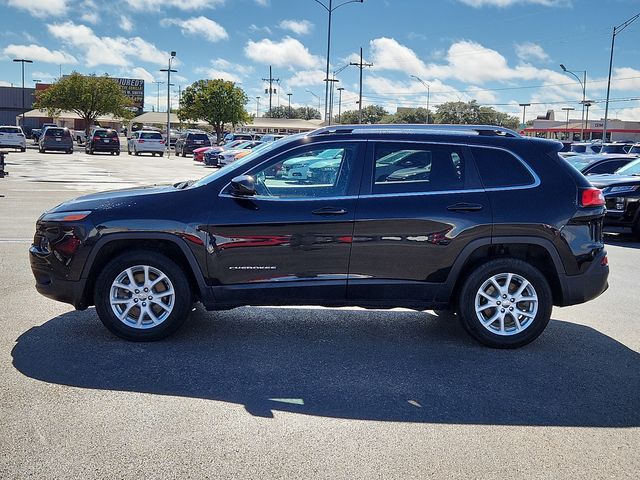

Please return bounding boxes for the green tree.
[178,79,250,142]
[34,72,134,134]
[263,105,321,120]
[391,107,432,124]
[434,101,519,128]
[337,105,388,124]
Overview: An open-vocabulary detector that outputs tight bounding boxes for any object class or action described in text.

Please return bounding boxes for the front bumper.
[30,248,88,310]
[557,250,609,306]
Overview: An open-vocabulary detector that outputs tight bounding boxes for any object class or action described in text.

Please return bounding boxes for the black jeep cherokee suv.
[30,125,609,348]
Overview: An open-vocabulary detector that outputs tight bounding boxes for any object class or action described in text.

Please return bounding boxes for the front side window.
[371,143,466,194]
[244,143,360,199]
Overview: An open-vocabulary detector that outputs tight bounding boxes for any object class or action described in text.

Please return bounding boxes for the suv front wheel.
[94,250,193,341]
[458,258,552,348]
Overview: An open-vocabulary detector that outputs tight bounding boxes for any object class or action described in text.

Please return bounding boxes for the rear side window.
[586,160,630,175]
[472,147,534,188]
[0,127,22,133]
[45,129,67,137]
[190,133,209,141]
[140,132,162,139]
[371,143,468,194]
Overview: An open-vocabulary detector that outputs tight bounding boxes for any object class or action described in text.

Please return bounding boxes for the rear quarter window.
[0,127,22,133]
[472,147,535,188]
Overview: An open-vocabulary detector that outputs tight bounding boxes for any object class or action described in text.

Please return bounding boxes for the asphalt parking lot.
[0,149,638,479]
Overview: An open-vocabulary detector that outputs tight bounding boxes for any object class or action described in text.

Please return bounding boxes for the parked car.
[565,154,637,176]
[30,124,609,348]
[216,141,264,166]
[175,131,211,156]
[85,128,120,155]
[570,142,601,155]
[193,146,223,163]
[588,159,640,239]
[223,132,256,144]
[32,123,58,143]
[0,125,27,151]
[127,130,165,156]
[599,142,634,155]
[628,143,640,155]
[260,134,287,142]
[280,148,344,181]
[38,127,73,154]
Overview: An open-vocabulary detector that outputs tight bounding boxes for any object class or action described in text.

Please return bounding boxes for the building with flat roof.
[523,110,640,142]
[0,86,35,126]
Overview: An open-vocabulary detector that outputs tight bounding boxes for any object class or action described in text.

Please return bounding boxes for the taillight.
[580,188,605,207]
[601,255,609,267]
[93,136,100,141]
[160,140,165,144]
[138,139,145,143]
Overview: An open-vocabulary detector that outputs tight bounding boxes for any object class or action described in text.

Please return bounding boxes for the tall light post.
[582,100,594,141]
[160,51,176,157]
[326,77,339,123]
[255,96,261,117]
[152,80,164,112]
[518,103,531,130]
[337,87,345,124]
[314,0,364,123]
[410,75,430,124]
[12,58,33,127]
[602,13,640,142]
[287,93,292,117]
[562,107,575,140]
[560,64,586,141]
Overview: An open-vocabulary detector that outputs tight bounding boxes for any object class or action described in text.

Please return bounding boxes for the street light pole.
[153,80,164,112]
[256,96,261,117]
[287,93,292,117]
[12,58,33,127]
[160,51,176,157]
[582,101,593,141]
[560,64,587,141]
[410,75,430,124]
[562,107,575,140]
[602,13,640,142]
[518,103,531,130]
[314,0,364,124]
[337,87,345,124]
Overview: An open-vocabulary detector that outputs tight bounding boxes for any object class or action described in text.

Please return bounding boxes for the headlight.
[607,185,639,194]
[41,210,92,222]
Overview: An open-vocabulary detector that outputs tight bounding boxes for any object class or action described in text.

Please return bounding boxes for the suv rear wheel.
[458,258,552,348]
[94,251,193,341]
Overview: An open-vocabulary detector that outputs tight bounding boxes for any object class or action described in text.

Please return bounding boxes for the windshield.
[567,157,592,170]
[601,144,629,154]
[615,159,640,175]
[191,132,307,187]
[571,144,587,153]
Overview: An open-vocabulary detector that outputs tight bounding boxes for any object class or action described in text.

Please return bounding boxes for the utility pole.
[261,66,279,117]
[256,96,261,117]
[337,87,345,124]
[160,51,177,157]
[560,64,587,141]
[349,47,373,124]
[287,93,292,117]
[153,80,164,112]
[519,103,531,130]
[582,100,594,141]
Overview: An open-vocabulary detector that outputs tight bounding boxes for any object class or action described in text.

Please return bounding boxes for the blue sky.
[1,0,639,122]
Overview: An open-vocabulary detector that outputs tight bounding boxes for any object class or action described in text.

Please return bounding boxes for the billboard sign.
[114,78,144,109]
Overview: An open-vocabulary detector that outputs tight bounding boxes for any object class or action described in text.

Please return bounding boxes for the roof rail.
[308,124,521,138]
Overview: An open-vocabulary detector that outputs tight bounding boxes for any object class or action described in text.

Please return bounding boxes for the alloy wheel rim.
[109,265,175,329]
[474,272,538,336]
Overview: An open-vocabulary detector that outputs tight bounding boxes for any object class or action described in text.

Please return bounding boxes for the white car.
[0,126,27,151]
[218,141,264,166]
[128,130,166,156]
[281,149,343,181]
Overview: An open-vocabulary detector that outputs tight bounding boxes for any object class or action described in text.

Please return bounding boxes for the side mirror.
[230,175,256,196]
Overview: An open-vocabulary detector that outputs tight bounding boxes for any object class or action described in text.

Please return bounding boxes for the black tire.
[632,218,640,241]
[94,250,193,341]
[457,258,552,349]
[135,151,140,156]
[88,149,93,155]
[159,152,164,157]
[127,149,131,155]
[116,151,120,156]
[20,147,26,152]
[68,150,73,154]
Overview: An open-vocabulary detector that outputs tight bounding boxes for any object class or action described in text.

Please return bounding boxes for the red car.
[193,146,222,162]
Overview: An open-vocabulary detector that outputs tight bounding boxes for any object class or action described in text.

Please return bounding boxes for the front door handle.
[312,207,348,215]
[446,202,484,212]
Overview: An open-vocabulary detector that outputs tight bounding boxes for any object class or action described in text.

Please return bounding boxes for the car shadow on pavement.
[11,306,640,427]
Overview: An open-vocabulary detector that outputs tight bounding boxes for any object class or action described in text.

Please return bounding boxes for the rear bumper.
[90,144,120,152]
[557,250,609,306]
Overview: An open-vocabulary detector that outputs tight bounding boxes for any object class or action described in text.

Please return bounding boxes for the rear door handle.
[446,202,484,212]
[312,207,348,215]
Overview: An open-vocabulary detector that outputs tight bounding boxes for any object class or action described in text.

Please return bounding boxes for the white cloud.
[196,68,242,83]
[161,16,228,43]
[255,0,269,5]
[48,21,172,68]
[6,0,67,18]
[31,71,57,81]
[81,12,99,24]
[515,42,549,62]
[125,0,224,11]
[287,69,326,87]
[210,58,253,76]
[130,67,155,83]
[2,43,78,64]
[249,24,273,35]
[0,80,12,87]
[279,19,313,35]
[120,16,134,32]
[458,0,569,7]
[194,58,251,83]
[611,67,640,91]
[245,37,320,69]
